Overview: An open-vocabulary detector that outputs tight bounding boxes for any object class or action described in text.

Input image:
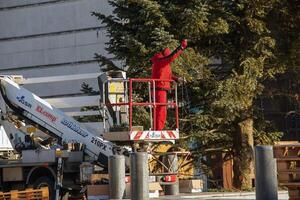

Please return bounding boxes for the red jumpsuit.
[150,40,187,130]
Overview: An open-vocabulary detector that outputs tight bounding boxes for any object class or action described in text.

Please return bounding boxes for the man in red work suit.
[150,39,188,130]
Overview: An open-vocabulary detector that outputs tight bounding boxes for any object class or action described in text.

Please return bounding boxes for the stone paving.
[152,191,288,200]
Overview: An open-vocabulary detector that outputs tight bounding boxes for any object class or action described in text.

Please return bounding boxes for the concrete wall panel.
[0,0,112,38]
[0,62,100,77]
[0,29,109,69]
[0,0,113,96]
[25,79,99,97]
[0,62,101,96]
[0,29,109,54]
[0,44,108,69]
[0,0,56,8]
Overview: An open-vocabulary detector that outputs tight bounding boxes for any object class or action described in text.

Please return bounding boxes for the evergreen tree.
[263,0,300,108]
[191,0,284,189]
[92,0,298,189]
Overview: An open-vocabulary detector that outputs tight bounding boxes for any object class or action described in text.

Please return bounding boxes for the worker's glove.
[181,39,188,50]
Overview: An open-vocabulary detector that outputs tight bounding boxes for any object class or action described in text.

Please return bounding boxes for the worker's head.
[162,48,171,56]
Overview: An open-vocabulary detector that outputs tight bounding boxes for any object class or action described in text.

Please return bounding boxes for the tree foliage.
[92,0,299,189]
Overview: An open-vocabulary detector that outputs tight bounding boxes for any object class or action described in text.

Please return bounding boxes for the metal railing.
[103,78,179,131]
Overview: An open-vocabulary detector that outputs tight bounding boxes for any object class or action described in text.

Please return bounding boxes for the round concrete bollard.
[109,155,125,199]
[255,145,278,200]
[130,152,149,200]
[163,154,179,195]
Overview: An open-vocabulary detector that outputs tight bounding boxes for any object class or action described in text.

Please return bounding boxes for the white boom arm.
[0,76,126,167]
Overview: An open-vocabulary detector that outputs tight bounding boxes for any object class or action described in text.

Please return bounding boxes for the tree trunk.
[232,117,254,190]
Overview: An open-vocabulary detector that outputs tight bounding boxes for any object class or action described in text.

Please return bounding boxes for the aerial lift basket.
[100,75,180,142]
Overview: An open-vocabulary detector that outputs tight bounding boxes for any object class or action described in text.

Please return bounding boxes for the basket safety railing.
[101,78,179,132]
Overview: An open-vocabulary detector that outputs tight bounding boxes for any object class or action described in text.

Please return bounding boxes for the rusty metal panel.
[3,167,23,182]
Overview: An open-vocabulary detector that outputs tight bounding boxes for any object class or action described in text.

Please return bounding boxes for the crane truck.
[0,72,131,199]
[0,72,180,199]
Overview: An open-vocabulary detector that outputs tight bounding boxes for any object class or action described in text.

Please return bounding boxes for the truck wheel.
[33,176,55,200]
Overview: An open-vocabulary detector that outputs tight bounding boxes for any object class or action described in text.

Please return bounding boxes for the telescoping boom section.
[0,76,125,166]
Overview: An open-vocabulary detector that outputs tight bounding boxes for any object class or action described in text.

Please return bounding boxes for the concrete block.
[179,179,204,193]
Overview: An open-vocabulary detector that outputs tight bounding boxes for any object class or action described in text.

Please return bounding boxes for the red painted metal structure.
[105,78,179,140]
[128,78,179,131]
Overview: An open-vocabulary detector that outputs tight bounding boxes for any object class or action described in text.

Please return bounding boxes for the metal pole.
[164,154,179,195]
[129,79,133,131]
[102,82,106,131]
[255,145,278,200]
[125,80,129,125]
[175,83,179,129]
[109,155,125,199]
[153,80,156,130]
[130,152,149,200]
[55,156,63,200]
[148,82,153,129]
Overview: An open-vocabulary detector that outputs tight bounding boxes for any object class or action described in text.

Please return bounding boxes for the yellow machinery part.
[149,144,195,179]
[0,187,49,200]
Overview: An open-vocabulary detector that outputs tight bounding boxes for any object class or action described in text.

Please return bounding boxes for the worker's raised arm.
[159,39,188,63]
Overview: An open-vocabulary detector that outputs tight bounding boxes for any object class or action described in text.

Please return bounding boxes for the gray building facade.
[0,0,112,97]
